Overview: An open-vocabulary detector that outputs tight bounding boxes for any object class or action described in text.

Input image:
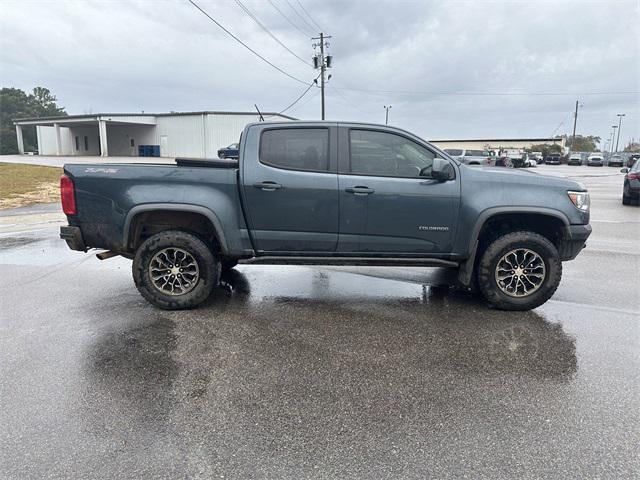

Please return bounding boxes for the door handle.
[253,181,282,191]
[345,186,374,195]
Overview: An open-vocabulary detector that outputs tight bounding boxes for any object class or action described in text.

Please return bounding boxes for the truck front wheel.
[476,231,562,311]
[132,230,220,310]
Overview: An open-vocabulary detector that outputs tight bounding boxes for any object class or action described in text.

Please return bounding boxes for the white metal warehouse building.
[13,111,295,158]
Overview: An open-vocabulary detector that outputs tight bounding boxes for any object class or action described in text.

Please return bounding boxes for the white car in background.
[587,154,604,167]
[568,153,583,166]
[530,152,544,164]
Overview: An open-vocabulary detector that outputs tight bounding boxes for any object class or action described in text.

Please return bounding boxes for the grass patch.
[0,163,62,209]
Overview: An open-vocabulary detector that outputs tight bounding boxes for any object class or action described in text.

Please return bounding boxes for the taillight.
[60,175,76,215]
[628,173,639,180]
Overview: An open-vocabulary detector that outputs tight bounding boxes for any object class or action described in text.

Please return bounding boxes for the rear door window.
[260,128,330,172]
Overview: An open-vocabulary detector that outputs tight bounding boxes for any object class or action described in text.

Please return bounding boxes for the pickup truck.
[443,148,494,166]
[59,121,592,311]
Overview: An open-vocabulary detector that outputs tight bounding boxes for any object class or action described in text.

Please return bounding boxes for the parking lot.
[1,164,638,478]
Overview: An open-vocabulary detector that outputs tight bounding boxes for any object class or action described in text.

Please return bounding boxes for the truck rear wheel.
[476,231,561,311]
[132,230,220,310]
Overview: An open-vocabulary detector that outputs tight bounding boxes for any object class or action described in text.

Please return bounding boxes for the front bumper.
[60,226,87,252]
[559,224,592,260]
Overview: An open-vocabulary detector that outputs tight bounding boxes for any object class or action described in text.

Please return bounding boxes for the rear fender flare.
[123,203,228,254]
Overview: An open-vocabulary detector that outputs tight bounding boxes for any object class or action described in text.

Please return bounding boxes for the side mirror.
[432,158,455,182]
[620,168,629,174]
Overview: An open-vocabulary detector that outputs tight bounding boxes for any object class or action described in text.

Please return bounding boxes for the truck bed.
[63,161,250,255]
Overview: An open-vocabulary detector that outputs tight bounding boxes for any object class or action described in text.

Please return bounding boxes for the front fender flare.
[456,206,571,286]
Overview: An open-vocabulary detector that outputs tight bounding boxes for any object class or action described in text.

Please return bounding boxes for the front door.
[242,125,339,253]
[337,127,460,254]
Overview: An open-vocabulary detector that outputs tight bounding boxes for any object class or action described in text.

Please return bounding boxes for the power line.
[268,0,312,38]
[289,88,319,114]
[234,0,309,65]
[550,110,572,137]
[329,85,373,115]
[267,74,321,117]
[284,0,316,35]
[187,0,307,85]
[332,85,640,97]
[295,0,323,32]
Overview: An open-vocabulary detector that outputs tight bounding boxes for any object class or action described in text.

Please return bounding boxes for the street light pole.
[610,125,618,158]
[615,113,625,153]
[384,105,392,125]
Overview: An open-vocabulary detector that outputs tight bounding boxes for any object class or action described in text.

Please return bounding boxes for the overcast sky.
[1,0,639,146]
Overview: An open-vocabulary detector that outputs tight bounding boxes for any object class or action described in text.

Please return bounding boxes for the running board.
[238,256,459,268]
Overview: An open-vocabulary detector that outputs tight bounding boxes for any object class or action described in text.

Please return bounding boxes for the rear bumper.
[559,224,592,260]
[60,226,87,252]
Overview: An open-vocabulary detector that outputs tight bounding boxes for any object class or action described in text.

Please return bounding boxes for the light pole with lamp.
[610,125,618,160]
[384,105,392,125]
[615,113,625,153]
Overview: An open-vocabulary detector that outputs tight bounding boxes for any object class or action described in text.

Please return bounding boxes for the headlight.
[567,191,590,212]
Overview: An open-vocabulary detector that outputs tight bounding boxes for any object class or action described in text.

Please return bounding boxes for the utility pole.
[312,33,332,120]
[610,125,618,158]
[615,113,625,153]
[570,100,579,153]
[384,105,392,125]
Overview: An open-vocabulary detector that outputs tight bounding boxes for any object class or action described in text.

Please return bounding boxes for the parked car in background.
[218,142,240,159]
[568,153,583,166]
[608,154,624,167]
[621,160,640,205]
[627,153,640,168]
[443,148,494,166]
[504,150,526,168]
[587,154,604,167]
[545,153,561,165]
[530,152,544,164]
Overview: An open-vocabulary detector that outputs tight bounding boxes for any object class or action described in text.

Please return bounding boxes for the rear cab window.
[259,128,330,172]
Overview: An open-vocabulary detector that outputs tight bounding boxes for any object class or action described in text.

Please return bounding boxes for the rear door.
[242,124,339,253]
[337,125,460,254]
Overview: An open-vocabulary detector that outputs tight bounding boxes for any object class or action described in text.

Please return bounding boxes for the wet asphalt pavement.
[1,165,638,479]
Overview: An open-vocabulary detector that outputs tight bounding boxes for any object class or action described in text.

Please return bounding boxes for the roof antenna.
[254,104,264,121]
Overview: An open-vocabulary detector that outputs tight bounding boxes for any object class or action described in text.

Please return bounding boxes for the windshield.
[444,149,463,156]
[465,150,485,156]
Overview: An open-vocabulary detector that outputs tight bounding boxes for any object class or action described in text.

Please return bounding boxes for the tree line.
[0,87,67,154]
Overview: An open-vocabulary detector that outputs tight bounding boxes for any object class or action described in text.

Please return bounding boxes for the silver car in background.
[444,148,494,166]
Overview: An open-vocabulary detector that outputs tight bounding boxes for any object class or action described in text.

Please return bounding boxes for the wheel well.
[476,213,565,255]
[127,210,220,252]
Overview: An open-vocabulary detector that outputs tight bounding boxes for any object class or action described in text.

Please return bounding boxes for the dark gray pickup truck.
[60,121,591,311]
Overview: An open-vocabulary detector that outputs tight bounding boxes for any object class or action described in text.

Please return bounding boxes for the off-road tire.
[133,230,220,310]
[477,231,562,311]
